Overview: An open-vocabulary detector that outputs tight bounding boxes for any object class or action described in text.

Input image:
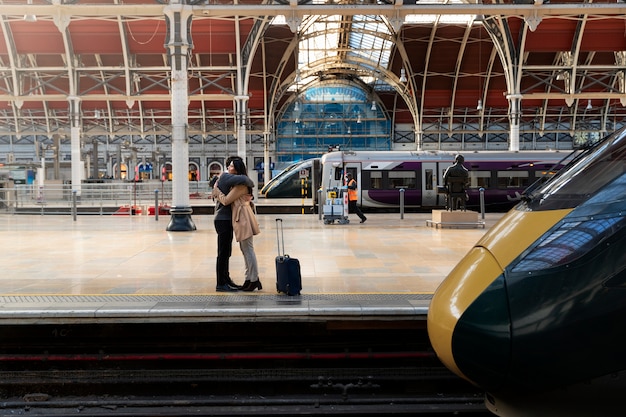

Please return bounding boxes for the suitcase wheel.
[286,284,300,296]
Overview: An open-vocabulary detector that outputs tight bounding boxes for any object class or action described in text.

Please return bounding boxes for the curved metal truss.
[0,0,625,174]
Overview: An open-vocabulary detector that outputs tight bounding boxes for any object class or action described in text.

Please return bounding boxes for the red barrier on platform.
[113,205,143,216]
[148,206,170,215]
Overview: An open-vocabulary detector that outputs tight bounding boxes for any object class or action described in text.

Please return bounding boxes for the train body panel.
[426,246,504,382]
[427,127,626,416]
[476,208,573,268]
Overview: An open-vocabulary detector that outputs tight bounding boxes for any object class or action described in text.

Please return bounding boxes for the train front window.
[512,173,626,271]
[525,128,626,211]
[388,171,416,189]
[510,215,625,273]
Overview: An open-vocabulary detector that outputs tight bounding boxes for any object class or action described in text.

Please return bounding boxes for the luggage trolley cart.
[322,186,349,224]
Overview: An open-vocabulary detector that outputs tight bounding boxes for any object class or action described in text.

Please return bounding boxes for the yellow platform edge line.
[0,291,435,297]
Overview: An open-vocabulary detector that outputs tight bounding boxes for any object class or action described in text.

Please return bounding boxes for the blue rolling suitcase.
[275,218,302,296]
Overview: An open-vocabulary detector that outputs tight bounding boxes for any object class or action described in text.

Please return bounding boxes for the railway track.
[0,319,490,416]
[0,369,488,416]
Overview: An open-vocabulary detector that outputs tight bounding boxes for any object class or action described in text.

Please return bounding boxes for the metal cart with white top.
[322,186,349,224]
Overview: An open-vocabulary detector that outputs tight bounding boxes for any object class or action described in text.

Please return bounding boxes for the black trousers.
[214,219,233,286]
[348,200,366,221]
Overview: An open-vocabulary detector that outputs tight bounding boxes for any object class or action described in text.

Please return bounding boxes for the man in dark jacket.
[213,156,254,292]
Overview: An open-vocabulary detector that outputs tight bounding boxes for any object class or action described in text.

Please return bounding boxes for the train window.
[346,168,358,184]
[497,171,529,188]
[388,171,416,189]
[533,170,558,182]
[334,167,343,182]
[469,171,491,188]
[368,171,382,189]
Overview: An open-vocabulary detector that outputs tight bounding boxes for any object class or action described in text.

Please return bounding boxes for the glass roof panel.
[289,0,474,91]
[299,15,341,70]
[347,15,393,68]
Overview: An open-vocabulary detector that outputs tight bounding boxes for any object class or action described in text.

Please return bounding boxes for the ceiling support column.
[507,94,522,152]
[415,130,423,151]
[234,13,248,163]
[164,4,196,232]
[69,96,83,198]
[235,95,249,161]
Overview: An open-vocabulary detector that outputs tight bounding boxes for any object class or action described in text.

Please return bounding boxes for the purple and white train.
[319,150,573,211]
[261,150,574,211]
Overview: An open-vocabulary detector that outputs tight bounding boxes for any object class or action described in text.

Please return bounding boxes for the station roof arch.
[0,0,624,149]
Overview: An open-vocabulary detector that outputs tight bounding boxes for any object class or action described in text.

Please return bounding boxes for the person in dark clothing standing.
[212,159,262,292]
[212,156,254,292]
[346,172,367,223]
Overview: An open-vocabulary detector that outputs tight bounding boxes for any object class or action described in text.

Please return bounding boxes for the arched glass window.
[276,84,391,163]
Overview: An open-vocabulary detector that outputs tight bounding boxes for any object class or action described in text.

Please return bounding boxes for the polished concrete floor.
[0,211,503,296]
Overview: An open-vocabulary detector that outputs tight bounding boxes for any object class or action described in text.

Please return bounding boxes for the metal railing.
[0,181,213,215]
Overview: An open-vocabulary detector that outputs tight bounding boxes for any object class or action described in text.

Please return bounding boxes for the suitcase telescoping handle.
[276,218,285,257]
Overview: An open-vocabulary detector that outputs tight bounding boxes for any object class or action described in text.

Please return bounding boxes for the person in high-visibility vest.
[346,172,367,223]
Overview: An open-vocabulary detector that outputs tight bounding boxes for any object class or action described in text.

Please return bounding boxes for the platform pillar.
[69,96,83,199]
[164,4,196,231]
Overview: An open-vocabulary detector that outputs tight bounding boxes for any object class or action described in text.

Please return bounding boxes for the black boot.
[242,280,263,292]
[227,280,243,290]
[216,284,238,292]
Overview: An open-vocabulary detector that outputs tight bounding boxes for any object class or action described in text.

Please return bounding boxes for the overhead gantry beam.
[2,3,626,20]
[0,94,233,103]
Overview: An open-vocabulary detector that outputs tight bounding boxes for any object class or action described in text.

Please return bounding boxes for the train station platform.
[0,210,504,324]
[0,210,498,415]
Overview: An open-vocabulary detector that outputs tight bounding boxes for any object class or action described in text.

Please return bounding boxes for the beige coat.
[213,184,260,242]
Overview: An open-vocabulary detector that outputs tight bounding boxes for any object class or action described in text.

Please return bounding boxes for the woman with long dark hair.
[212,157,262,292]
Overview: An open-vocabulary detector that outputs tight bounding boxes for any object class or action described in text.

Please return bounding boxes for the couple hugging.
[212,156,262,292]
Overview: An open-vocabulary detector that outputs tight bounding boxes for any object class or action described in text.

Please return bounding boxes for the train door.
[421,162,437,206]
[344,163,361,203]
